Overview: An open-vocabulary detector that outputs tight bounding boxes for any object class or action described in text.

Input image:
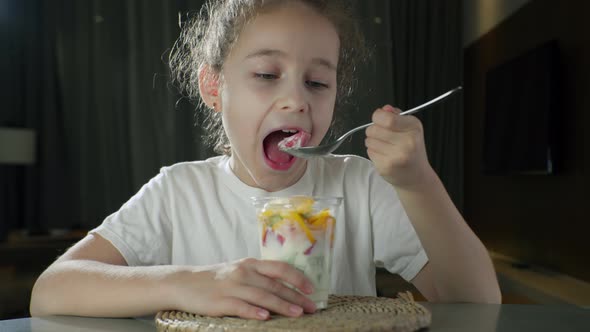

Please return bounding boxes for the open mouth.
[263,129,311,171]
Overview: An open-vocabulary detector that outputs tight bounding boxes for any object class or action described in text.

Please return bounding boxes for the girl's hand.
[171,258,317,320]
[365,105,436,189]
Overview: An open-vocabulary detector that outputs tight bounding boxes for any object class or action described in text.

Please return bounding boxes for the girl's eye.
[306,80,329,89]
[255,73,278,80]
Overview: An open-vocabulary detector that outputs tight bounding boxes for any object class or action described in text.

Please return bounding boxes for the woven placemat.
[155,292,431,332]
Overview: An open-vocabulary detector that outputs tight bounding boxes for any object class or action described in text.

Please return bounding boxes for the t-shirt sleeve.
[89,167,173,266]
[369,168,428,281]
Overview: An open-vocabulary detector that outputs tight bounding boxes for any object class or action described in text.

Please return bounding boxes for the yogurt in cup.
[252,196,341,309]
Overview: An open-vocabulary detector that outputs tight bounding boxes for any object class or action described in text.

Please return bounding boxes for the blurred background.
[1,0,588,319]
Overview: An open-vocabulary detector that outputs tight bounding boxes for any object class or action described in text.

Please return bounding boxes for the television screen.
[483,40,560,175]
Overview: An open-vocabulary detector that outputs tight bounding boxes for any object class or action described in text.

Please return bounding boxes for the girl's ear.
[198,65,221,112]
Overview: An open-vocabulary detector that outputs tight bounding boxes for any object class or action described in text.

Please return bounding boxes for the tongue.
[264,132,293,164]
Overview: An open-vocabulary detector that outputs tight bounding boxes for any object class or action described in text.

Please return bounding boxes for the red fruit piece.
[262,228,268,246]
[277,234,285,245]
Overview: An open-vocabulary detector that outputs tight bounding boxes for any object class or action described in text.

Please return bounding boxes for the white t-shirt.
[91,154,428,296]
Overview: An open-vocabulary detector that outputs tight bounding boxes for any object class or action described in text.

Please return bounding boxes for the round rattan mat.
[155,292,431,332]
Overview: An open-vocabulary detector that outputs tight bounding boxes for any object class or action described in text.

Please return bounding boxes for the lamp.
[0,127,36,241]
[0,127,36,165]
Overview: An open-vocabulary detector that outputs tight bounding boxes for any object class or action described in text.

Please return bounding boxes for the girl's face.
[217,2,340,191]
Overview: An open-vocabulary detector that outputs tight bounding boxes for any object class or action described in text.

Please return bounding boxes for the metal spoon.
[281,86,463,158]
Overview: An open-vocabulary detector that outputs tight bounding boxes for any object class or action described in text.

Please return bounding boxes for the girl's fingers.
[231,285,305,318]
[371,107,420,132]
[254,260,314,295]
[365,123,405,143]
[365,137,408,164]
[366,134,418,162]
[246,273,316,313]
[382,105,399,114]
[213,297,270,320]
[365,136,392,154]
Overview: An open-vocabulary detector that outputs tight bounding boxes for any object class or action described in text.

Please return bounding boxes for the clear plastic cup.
[252,196,342,309]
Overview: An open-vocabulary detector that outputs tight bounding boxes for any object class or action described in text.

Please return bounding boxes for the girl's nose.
[276,83,309,113]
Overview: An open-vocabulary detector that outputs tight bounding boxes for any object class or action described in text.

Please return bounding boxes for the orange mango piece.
[282,211,315,243]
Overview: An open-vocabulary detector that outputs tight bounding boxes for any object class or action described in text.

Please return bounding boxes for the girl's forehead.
[229,2,340,64]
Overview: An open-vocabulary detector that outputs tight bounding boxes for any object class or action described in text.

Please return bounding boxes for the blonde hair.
[169,0,367,155]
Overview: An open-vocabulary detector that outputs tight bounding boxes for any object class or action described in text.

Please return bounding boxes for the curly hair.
[169,0,367,155]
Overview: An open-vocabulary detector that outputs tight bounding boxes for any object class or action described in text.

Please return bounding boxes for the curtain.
[50,0,210,229]
[1,0,208,232]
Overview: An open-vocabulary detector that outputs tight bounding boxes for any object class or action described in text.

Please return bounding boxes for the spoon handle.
[338,122,374,139]
[336,86,462,141]
[401,86,462,116]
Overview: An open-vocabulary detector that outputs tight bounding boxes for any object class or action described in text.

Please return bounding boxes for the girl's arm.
[365,105,501,304]
[397,170,501,303]
[30,234,316,318]
[30,234,181,317]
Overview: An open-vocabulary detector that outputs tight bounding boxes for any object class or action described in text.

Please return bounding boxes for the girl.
[30,0,501,320]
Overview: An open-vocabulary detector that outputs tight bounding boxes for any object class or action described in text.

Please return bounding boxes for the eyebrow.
[244,48,337,71]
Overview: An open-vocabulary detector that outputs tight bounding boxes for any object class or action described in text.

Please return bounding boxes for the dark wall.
[464,0,590,282]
